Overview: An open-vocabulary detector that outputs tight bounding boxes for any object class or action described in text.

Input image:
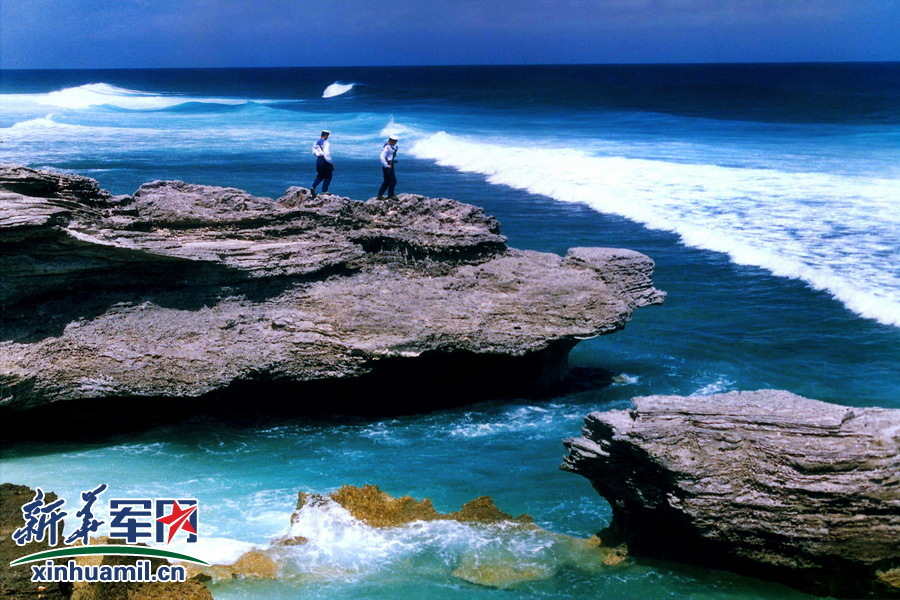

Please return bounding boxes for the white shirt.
[380,143,397,168]
[312,138,332,163]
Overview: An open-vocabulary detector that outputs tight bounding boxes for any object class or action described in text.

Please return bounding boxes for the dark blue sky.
[2,0,899,69]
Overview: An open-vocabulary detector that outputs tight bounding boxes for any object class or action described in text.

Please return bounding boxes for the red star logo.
[156,501,197,543]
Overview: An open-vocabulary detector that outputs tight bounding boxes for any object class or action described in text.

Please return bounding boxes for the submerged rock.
[184,550,280,584]
[0,165,664,432]
[562,390,900,598]
[451,555,554,588]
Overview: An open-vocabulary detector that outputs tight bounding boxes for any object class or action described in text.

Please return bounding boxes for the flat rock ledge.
[0,166,663,431]
[562,390,900,598]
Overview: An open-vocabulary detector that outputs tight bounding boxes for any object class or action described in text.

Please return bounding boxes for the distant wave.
[5,114,155,135]
[4,113,158,136]
[8,114,85,130]
[14,83,250,111]
[411,130,900,327]
[129,100,254,114]
[322,82,355,98]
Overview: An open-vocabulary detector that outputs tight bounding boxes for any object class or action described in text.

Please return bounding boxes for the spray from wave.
[283,492,608,585]
[379,117,424,140]
[322,82,355,98]
[410,130,900,327]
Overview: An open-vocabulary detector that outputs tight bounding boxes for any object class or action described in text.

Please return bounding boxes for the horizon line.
[3,59,899,72]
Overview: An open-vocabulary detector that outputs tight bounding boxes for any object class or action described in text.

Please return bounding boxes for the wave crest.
[8,114,81,130]
[25,82,248,110]
[322,82,355,98]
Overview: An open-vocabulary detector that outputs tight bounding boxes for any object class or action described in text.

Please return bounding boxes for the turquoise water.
[0,399,817,599]
[2,64,899,598]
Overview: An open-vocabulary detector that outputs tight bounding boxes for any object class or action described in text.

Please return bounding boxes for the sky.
[1,0,899,69]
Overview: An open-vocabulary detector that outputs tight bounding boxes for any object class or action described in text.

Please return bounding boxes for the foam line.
[410,130,900,327]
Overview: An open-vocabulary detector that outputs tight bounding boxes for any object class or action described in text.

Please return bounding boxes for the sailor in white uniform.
[377,135,399,200]
[310,129,333,196]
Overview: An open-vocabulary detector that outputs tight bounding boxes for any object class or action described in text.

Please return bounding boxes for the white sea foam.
[285,495,562,581]
[448,405,579,439]
[379,117,425,140]
[322,82,355,98]
[288,497,406,574]
[410,130,900,327]
[612,373,640,386]
[691,376,736,396]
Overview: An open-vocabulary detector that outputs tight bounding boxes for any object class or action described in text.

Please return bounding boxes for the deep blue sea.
[2,64,899,599]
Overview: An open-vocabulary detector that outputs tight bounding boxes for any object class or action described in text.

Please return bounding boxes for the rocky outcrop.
[0,165,663,431]
[562,390,900,598]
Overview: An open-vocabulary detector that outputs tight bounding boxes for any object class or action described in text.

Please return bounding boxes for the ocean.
[1,63,899,599]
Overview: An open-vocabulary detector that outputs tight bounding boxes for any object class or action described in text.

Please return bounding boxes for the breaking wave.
[410,130,900,327]
[8,114,92,131]
[322,82,355,98]
[11,83,249,111]
[2,114,162,142]
[284,495,576,583]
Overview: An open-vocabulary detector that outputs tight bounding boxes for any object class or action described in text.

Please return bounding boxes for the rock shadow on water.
[1,340,624,448]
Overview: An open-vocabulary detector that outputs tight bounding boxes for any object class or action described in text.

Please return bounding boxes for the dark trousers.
[311,157,333,192]
[378,166,396,197]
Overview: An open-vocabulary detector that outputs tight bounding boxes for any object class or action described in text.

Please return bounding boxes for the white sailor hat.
[321,129,331,135]
[388,133,399,140]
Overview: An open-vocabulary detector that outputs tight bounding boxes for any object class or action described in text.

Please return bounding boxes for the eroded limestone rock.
[562,390,900,598]
[0,165,664,430]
